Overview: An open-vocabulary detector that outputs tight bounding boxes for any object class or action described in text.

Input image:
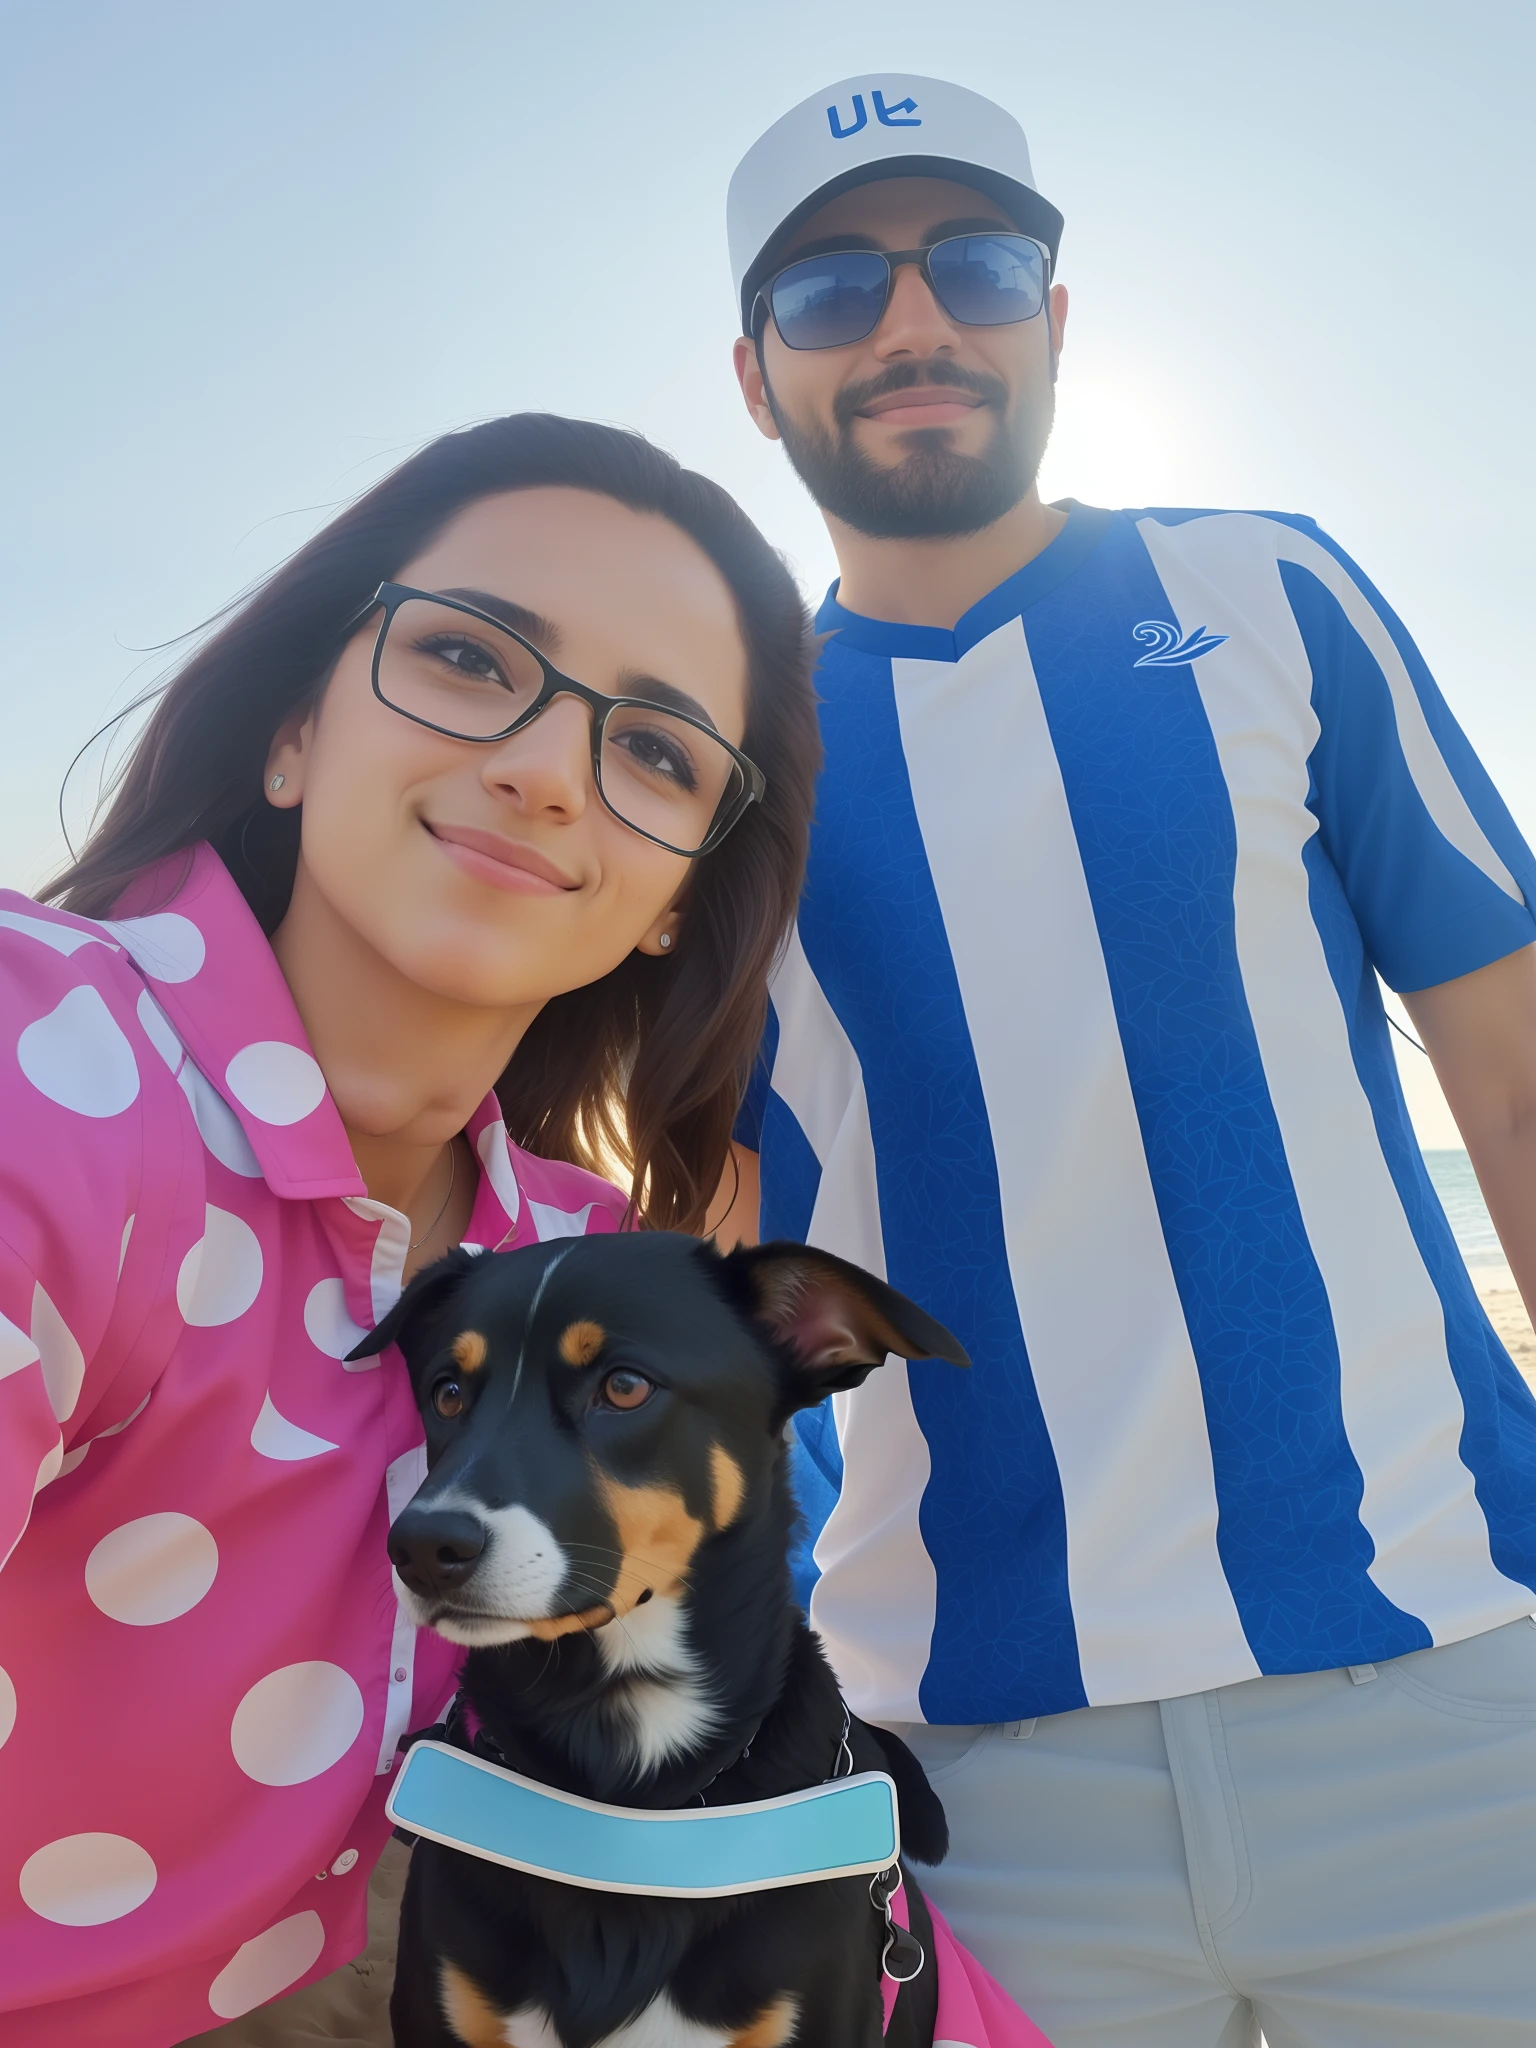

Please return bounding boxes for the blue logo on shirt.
[827,90,921,140]
[1132,620,1230,668]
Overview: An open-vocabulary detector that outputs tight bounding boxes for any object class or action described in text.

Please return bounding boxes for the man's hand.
[1403,944,1536,1321]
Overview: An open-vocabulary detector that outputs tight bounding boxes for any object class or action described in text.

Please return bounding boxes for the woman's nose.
[483,696,592,816]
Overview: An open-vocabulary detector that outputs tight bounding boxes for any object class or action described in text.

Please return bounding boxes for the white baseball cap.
[728,74,1063,333]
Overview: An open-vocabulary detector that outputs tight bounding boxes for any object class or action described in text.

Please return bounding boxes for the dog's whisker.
[561,1541,704,1584]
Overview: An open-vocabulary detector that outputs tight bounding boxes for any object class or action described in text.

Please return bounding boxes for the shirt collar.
[814,499,1115,663]
[104,844,521,1239]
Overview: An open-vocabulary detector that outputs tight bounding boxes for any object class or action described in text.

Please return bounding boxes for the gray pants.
[180,1838,408,2047]
[890,1616,1536,2047]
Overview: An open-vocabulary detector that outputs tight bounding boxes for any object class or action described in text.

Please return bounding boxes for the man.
[724,73,1536,2048]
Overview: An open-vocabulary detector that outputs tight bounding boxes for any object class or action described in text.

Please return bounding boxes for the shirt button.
[331,1848,360,1877]
[394,1667,408,1683]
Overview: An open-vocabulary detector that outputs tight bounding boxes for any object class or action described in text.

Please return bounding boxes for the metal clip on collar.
[869,1865,925,1985]
[832,1701,855,1781]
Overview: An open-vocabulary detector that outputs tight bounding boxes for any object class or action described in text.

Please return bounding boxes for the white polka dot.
[304,1279,371,1368]
[0,908,110,957]
[179,1062,262,1177]
[529,1199,597,1242]
[476,1121,522,1226]
[31,1282,86,1421]
[86,1511,219,1624]
[207,1909,326,2019]
[0,1664,15,1749]
[101,911,206,983]
[177,1206,263,1326]
[225,1042,326,1127]
[20,1832,157,1925]
[33,1440,63,1494]
[18,985,140,1118]
[135,989,184,1073]
[230,1662,365,1786]
[118,1214,135,1277]
[329,1848,358,1877]
[250,1392,338,1462]
[0,1307,40,1385]
[58,1442,90,1477]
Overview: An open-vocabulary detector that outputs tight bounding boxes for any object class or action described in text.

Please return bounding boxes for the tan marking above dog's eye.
[558,1320,606,1367]
[452,1330,488,1373]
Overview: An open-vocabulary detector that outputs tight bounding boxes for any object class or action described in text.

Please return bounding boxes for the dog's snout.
[388,1508,486,1600]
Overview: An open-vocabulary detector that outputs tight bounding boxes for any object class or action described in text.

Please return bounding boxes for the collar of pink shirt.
[107,842,557,1245]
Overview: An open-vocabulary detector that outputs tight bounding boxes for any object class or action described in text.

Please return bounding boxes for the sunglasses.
[760,233,1049,352]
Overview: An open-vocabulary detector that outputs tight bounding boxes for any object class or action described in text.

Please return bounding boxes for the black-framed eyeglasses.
[346,584,766,859]
[760,233,1049,352]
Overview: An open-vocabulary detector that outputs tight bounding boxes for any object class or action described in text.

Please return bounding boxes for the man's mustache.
[832,359,1008,433]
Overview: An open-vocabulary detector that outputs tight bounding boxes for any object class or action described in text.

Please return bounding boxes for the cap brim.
[739,159,1064,332]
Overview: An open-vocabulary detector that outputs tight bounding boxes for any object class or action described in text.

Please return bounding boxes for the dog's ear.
[721,1241,968,1409]
[345,1247,480,1364]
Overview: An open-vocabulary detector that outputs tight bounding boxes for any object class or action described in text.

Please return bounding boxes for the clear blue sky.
[4,0,1532,940]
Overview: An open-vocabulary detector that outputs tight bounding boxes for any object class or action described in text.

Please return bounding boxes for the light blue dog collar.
[386,1739,901,1898]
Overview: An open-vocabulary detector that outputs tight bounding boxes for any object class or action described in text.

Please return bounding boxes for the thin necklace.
[410,1140,458,1250]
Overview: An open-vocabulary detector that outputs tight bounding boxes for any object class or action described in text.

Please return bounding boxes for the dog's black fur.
[351,1231,969,2048]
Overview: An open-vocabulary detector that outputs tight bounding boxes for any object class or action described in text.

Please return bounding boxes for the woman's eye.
[420,634,509,688]
[612,727,699,793]
[599,1369,654,1411]
[432,1377,465,1419]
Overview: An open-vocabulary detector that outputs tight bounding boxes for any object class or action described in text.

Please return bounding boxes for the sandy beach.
[1472,1269,1536,1392]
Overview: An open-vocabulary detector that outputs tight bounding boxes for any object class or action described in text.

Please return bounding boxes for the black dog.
[351,1231,969,2048]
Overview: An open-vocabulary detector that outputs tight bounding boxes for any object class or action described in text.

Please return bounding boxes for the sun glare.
[1040,358,1210,513]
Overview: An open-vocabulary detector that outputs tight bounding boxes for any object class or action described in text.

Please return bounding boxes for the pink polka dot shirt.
[0,845,629,2044]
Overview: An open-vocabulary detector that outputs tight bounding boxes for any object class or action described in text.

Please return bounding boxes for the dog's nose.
[387,1508,486,1600]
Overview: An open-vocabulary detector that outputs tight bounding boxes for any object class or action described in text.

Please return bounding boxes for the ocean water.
[1422,1148,1503,1270]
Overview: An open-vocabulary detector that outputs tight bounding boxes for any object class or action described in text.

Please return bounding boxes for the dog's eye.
[599,1369,654,1412]
[432,1377,465,1420]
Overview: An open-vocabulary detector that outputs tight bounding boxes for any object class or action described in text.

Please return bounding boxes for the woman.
[0,413,818,2045]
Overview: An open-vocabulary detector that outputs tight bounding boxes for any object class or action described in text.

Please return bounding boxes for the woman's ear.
[718,1240,969,1412]
[635,908,684,958]
[264,708,314,809]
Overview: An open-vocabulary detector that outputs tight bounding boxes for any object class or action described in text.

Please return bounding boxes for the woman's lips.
[426,822,577,895]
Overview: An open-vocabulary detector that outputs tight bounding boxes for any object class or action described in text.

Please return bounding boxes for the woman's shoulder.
[0,893,138,981]
[0,890,196,1201]
[504,1141,632,1238]
[0,891,171,1082]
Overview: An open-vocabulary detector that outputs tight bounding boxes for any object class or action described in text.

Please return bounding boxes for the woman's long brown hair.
[43,415,819,1233]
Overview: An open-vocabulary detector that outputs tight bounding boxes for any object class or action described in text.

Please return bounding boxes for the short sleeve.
[1281,534,1536,992]
[0,908,194,1567]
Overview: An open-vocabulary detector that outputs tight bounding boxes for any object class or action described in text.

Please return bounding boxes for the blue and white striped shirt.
[738,502,1536,1725]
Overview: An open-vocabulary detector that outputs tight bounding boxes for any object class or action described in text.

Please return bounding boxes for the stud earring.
[269,774,285,792]
[658,932,672,950]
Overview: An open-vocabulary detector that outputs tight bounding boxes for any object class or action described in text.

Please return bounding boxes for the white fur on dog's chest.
[594,1591,721,1774]
[500,1995,737,2047]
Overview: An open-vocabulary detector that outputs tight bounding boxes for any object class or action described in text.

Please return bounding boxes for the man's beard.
[764,359,1053,540]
